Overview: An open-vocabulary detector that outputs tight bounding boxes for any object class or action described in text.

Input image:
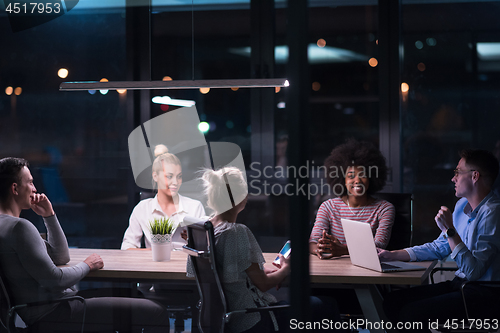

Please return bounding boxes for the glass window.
[401,1,500,245]
[1,4,128,248]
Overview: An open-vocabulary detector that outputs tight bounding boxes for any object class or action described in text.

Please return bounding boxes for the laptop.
[341,218,425,273]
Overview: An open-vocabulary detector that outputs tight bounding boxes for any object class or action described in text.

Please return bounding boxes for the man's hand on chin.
[30,193,55,217]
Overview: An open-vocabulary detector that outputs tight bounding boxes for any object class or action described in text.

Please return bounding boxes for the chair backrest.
[185,221,227,333]
[140,191,156,201]
[139,191,156,247]
[372,193,413,251]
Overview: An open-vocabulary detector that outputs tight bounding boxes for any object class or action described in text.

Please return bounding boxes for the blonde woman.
[121,145,206,250]
[188,167,339,333]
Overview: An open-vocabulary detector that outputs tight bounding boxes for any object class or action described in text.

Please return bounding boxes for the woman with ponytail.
[121,145,206,250]
[188,167,340,333]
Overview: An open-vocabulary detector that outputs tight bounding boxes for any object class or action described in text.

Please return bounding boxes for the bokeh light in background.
[317,38,326,47]
[368,57,378,67]
[199,88,210,94]
[117,89,127,94]
[14,87,22,96]
[417,62,426,71]
[5,86,13,95]
[401,82,409,93]
[99,78,109,95]
[58,68,69,79]
[162,76,173,81]
[312,82,321,91]
[198,122,210,133]
[208,121,216,131]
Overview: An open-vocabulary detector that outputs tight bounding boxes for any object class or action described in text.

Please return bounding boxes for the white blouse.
[121,194,206,250]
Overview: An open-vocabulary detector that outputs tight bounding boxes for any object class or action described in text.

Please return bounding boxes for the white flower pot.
[151,234,172,262]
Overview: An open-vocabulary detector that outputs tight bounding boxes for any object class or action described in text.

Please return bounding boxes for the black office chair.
[429,267,500,332]
[0,272,86,333]
[373,193,413,250]
[139,191,156,201]
[183,221,289,333]
[138,190,197,333]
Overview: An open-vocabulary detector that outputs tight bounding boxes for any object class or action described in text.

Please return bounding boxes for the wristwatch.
[445,227,456,238]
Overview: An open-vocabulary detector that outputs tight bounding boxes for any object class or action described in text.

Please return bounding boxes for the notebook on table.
[341,218,425,273]
[171,215,210,250]
[171,225,187,250]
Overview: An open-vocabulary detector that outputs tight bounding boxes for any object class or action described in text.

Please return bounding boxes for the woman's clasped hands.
[316,230,345,259]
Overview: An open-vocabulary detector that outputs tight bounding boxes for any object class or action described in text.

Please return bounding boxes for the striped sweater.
[309,197,395,249]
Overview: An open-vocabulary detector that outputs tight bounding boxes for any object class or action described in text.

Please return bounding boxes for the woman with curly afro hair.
[309,139,395,259]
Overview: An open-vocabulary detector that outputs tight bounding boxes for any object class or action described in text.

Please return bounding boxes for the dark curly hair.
[324,139,387,196]
[0,157,29,204]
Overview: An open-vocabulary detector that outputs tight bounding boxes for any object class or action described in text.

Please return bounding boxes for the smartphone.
[273,240,291,264]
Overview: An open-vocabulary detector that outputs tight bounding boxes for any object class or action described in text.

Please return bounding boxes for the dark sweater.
[0,214,89,324]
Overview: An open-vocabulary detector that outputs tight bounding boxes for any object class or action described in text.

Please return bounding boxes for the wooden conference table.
[67,248,436,332]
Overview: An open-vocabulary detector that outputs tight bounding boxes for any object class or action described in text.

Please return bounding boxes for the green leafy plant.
[148,217,175,235]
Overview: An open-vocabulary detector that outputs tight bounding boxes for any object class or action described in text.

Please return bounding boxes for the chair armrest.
[182,245,208,258]
[460,280,500,288]
[224,304,290,323]
[459,280,500,321]
[244,304,290,314]
[9,296,86,333]
[11,295,85,311]
[430,267,458,284]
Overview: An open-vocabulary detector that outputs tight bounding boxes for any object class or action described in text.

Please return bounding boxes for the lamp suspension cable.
[149,0,152,81]
[59,1,289,91]
[192,0,195,81]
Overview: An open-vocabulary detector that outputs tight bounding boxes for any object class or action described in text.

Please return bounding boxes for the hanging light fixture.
[60,79,289,91]
[59,1,289,92]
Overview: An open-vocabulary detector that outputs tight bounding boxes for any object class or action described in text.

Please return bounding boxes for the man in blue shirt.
[380,149,500,328]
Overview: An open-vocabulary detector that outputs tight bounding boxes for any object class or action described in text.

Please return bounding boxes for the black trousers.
[383,277,500,332]
[32,288,170,333]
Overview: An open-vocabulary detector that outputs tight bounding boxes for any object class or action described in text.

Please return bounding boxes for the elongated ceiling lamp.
[60,78,289,91]
[59,1,289,91]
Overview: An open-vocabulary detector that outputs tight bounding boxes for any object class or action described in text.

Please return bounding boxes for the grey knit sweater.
[0,214,89,324]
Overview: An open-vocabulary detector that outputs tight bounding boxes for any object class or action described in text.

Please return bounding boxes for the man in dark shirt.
[0,157,169,332]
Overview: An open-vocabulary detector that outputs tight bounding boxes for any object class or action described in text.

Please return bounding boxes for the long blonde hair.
[201,166,247,214]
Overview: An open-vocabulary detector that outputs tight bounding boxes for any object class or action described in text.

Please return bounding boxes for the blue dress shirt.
[406,192,500,281]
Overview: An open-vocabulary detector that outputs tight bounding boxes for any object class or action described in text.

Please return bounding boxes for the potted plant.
[149,217,175,262]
